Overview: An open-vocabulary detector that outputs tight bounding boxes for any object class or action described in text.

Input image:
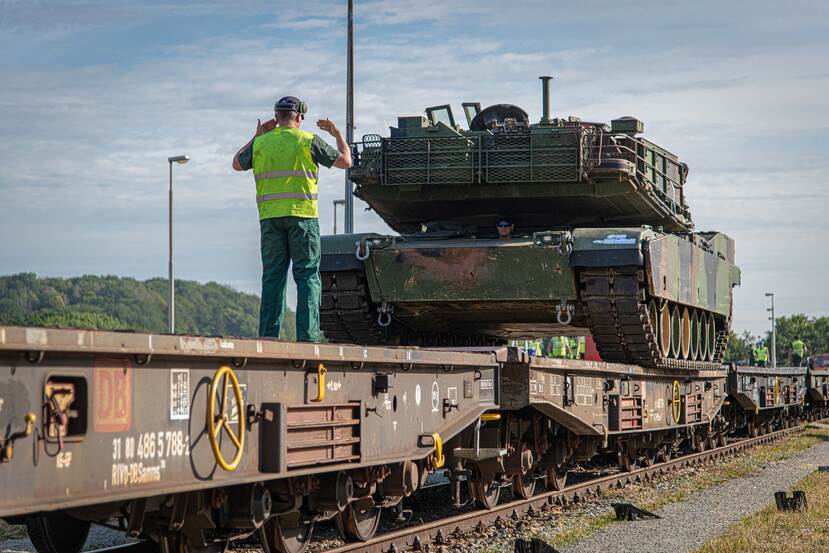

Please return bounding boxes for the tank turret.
[349,77,691,236]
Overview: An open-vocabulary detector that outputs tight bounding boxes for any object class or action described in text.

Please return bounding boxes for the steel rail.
[63,420,822,553]
[324,421,823,553]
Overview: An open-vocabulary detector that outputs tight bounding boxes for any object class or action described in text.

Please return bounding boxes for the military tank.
[320,77,741,370]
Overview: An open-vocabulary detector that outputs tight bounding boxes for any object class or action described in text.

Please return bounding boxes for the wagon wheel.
[639,448,657,467]
[693,433,707,453]
[207,365,246,471]
[617,449,637,472]
[336,498,381,542]
[25,512,90,553]
[261,513,315,553]
[510,472,537,500]
[545,465,568,491]
[469,468,501,509]
[656,444,672,463]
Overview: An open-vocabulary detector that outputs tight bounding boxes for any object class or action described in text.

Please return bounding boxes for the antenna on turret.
[539,75,553,124]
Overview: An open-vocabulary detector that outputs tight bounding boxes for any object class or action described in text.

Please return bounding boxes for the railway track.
[45,420,818,553]
[321,421,821,553]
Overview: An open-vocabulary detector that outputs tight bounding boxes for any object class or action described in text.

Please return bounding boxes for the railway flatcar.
[0,326,498,553]
[2,326,826,553]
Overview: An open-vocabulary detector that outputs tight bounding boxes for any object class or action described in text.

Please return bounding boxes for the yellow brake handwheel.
[207,365,246,471]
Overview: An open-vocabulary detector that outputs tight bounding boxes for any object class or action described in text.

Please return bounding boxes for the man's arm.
[316,119,352,169]
[233,118,275,171]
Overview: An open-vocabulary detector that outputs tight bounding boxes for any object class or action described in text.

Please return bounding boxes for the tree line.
[0,273,296,340]
[724,314,829,365]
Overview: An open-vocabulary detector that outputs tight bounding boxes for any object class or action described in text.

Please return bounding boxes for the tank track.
[321,270,387,345]
[321,270,502,347]
[580,267,728,370]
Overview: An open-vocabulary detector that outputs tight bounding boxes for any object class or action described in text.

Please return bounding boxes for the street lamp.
[167,155,190,333]
[765,292,776,367]
[332,199,345,234]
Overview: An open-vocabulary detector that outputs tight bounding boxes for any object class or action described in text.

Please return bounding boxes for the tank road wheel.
[647,299,660,340]
[545,465,568,491]
[689,310,700,361]
[25,513,90,553]
[680,308,692,360]
[511,473,538,500]
[698,312,709,362]
[261,513,315,553]
[336,499,381,542]
[469,469,502,509]
[670,305,682,359]
[705,314,717,362]
[659,302,672,356]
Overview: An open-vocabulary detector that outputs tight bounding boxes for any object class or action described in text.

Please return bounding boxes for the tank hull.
[320,227,740,369]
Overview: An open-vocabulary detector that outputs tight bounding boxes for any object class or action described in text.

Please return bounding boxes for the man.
[791,335,806,367]
[549,336,569,358]
[496,219,514,239]
[233,96,351,342]
[753,340,769,368]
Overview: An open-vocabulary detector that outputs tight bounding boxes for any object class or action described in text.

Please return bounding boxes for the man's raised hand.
[256,118,277,136]
[316,118,340,136]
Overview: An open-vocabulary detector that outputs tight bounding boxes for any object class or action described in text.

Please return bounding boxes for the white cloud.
[1,1,828,336]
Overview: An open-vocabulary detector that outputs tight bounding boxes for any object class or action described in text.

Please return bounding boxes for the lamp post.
[344,0,355,233]
[333,199,345,234]
[765,292,776,367]
[167,155,190,333]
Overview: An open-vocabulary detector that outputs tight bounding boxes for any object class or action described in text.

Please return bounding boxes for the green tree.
[725,330,757,364]
[0,273,295,340]
[770,314,829,366]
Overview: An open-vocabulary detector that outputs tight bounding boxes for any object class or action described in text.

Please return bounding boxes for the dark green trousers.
[259,216,321,342]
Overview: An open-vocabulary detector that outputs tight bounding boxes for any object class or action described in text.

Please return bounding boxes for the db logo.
[94,360,133,432]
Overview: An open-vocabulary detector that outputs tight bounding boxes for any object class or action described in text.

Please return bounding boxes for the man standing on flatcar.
[791,335,806,367]
[233,96,352,342]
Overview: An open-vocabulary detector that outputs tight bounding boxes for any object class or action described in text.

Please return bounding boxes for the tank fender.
[570,227,654,267]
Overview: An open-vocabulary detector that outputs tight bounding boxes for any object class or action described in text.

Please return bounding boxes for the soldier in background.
[753,340,769,367]
[496,219,514,239]
[791,335,806,367]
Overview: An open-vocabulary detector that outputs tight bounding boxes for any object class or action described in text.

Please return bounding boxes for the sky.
[1,0,827,336]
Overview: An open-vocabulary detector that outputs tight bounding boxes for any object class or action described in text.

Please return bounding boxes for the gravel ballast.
[561,439,829,553]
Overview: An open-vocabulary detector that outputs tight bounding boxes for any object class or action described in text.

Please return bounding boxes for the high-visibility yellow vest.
[792,340,805,356]
[755,347,768,362]
[552,337,568,357]
[568,337,578,359]
[252,127,319,220]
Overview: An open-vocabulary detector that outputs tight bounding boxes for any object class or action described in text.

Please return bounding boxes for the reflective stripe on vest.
[257,192,319,203]
[254,170,319,181]
[252,127,319,219]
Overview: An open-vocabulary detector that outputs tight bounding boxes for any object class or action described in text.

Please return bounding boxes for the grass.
[0,520,27,540]
[545,425,829,548]
[693,470,829,553]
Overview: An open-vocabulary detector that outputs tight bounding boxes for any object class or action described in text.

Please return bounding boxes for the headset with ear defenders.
[275,97,308,119]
